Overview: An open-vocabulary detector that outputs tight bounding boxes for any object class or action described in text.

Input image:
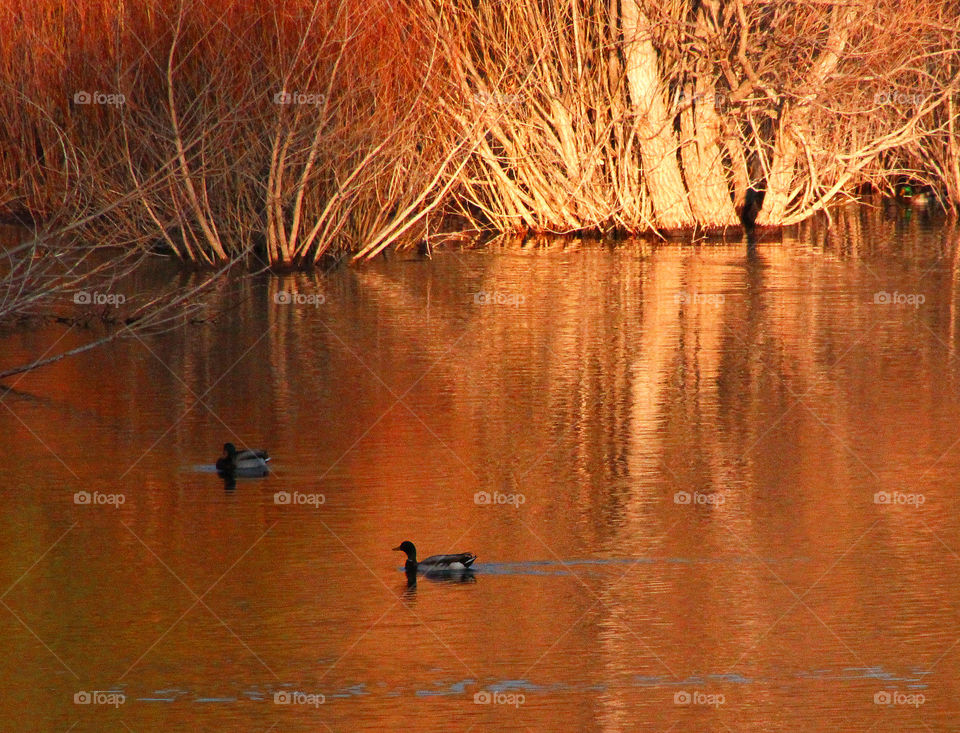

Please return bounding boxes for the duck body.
[393,540,477,574]
[216,442,270,476]
[896,184,934,208]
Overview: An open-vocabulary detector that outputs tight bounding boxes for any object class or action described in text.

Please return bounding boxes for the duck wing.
[420,552,477,569]
[236,449,269,461]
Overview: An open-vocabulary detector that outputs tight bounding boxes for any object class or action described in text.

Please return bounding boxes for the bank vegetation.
[1,0,959,267]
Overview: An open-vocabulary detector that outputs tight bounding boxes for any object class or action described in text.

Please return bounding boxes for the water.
[2,211,960,730]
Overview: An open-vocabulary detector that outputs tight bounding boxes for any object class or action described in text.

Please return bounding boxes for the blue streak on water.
[330,683,368,698]
[488,679,540,692]
[632,675,669,686]
[415,679,475,697]
[130,664,926,704]
[797,667,927,687]
[708,673,753,684]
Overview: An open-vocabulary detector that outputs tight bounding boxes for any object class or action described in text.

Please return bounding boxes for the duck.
[897,184,933,208]
[215,442,270,475]
[393,540,477,573]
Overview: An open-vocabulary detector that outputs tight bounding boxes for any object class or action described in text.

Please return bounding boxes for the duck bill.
[392,546,402,552]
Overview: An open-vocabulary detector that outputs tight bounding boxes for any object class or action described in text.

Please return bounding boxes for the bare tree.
[2,0,959,261]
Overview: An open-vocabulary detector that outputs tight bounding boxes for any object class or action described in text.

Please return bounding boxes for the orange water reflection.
[2,213,960,730]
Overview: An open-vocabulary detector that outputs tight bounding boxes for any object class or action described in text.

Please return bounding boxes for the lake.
[2,209,959,730]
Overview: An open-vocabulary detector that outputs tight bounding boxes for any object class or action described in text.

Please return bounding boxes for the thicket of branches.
[1,0,958,268]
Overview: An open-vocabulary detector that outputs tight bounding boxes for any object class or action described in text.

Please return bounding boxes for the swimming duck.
[215,442,270,475]
[393,541,477,573]
[897,184,933,208]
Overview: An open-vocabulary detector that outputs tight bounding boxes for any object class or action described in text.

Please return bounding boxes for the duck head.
[393,541,417,562]
[222,442,237,458]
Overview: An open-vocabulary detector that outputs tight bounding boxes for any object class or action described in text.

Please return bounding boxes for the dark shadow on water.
[401,568,418,599]
[420,569,477,584]
[397,567,478,584]
[398,568,476,599]
[188,464,269,491]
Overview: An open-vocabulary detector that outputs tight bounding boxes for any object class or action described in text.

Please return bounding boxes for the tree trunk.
[621,0,693,230]
[755,115,801,226]
[755,4,851,227]
[679,82,740,228]
[722,118,751,213]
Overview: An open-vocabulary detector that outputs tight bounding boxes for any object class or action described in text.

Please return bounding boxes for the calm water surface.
[3,213,960,730]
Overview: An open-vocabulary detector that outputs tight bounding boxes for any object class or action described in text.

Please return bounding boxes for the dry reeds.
[1,0,959,268]
[1,0,465,265]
